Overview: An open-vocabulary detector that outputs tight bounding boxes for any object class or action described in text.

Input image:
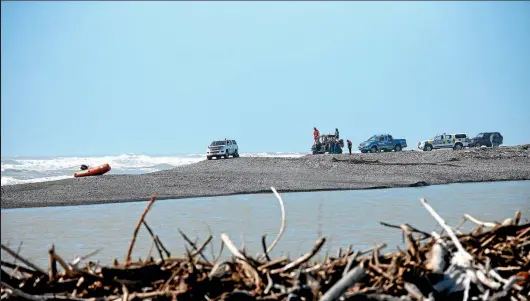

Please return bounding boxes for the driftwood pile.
[1,187,529,301]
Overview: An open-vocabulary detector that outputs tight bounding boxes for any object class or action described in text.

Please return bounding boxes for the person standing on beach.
[313,127,320,143]
[347,139,352,155]
[335,128,340,139]
[334,141,340,154]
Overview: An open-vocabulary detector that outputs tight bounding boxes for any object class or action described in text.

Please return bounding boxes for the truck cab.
[206,139,239,160]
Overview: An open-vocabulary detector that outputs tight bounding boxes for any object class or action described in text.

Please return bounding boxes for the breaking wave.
[1,152,306,186]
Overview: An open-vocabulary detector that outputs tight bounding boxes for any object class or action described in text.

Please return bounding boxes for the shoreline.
[2,146,529,210]
[1,178,528,211]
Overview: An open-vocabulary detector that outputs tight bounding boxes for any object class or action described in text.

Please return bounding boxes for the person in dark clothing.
[335,128,339,139]
[80,164,89,170]
[347,139,352,155]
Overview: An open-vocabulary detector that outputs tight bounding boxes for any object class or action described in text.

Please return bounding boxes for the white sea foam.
[1,175,72,186]
[1,152,307,186]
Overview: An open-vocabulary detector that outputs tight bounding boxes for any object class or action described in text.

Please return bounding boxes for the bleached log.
[463,214,498,228]
[319,265,366,301]
[420,198,473,267]
[260,187,287,260]
[425,242,447,274]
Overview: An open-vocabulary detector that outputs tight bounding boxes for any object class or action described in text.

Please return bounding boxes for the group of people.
[313,127,354,155]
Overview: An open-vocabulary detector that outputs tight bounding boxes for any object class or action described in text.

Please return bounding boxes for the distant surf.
[1,152,307,186]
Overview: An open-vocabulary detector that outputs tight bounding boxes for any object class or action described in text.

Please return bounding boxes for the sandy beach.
[1,146,529,209]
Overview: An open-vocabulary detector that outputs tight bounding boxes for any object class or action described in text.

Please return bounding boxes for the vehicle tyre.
[224,152,229,159]
[370,146,378,153]
[207,156,213,160]
[361,150,367,153]
[453,143,463,150]
[424,145,433,151]
[394,144,402,152]
[234,150,239,158]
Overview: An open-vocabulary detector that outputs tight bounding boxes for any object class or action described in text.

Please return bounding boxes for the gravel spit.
[1,146,529,209]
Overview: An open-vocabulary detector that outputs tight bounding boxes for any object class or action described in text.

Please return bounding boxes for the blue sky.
[2,1,529,157]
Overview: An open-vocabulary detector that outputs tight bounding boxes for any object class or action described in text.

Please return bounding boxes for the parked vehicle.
[358,134,407,153]
[418,133,469,151]
[206,139,239,160]
[312,134,343,155]
[469,132,503,147]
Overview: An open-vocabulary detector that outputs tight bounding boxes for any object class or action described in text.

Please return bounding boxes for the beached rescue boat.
[74,163,111,178]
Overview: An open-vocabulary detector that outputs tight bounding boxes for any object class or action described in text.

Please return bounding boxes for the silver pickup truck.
[206,139,239,160]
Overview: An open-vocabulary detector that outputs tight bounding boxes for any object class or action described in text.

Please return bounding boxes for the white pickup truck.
[206,139,239,160]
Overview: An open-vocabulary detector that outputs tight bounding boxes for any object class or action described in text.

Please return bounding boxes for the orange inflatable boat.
[74,163,111,178]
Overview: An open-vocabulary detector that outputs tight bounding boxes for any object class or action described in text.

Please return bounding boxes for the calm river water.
[2,181,529,268]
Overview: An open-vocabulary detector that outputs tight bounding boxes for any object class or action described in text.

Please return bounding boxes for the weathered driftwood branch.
[141,220,165,262]
[125,194,157,265]
[463,213,498,228]
[425,242,447,274]
[71,249,102,270]
[320,264,367,301]
[260,187,287,261]
[257,257,288,271]
[261,235,271,262]
[400,224,420,262]
[379,221,430,239]
[1,281,92,301]
[220,233,247,262]
[13,241,23,267]
[403,282,427,301]
[0,244,46,276]
[270,237,326,274]
[1,261,40,276]
[420,198,472,266]
[144,236,156,263]
[53,250,74,277]
[178,229,211,264]
[358,243,387,257]
[213,240,225,265]
[48,244,57,280]
[220,233,260,288]
[190,235,212,259]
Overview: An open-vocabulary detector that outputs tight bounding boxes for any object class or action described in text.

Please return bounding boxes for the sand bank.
[1,146,529,209]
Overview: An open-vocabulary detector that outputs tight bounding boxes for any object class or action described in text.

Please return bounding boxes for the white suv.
[418,133,469,151]
[206,139,239,160]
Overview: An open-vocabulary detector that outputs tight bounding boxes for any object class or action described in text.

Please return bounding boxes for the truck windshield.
[367,135,378,142]
[210,141,226,146]
[475,133,485,138]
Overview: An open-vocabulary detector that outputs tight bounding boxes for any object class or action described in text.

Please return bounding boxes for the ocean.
[0,152,307,186]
